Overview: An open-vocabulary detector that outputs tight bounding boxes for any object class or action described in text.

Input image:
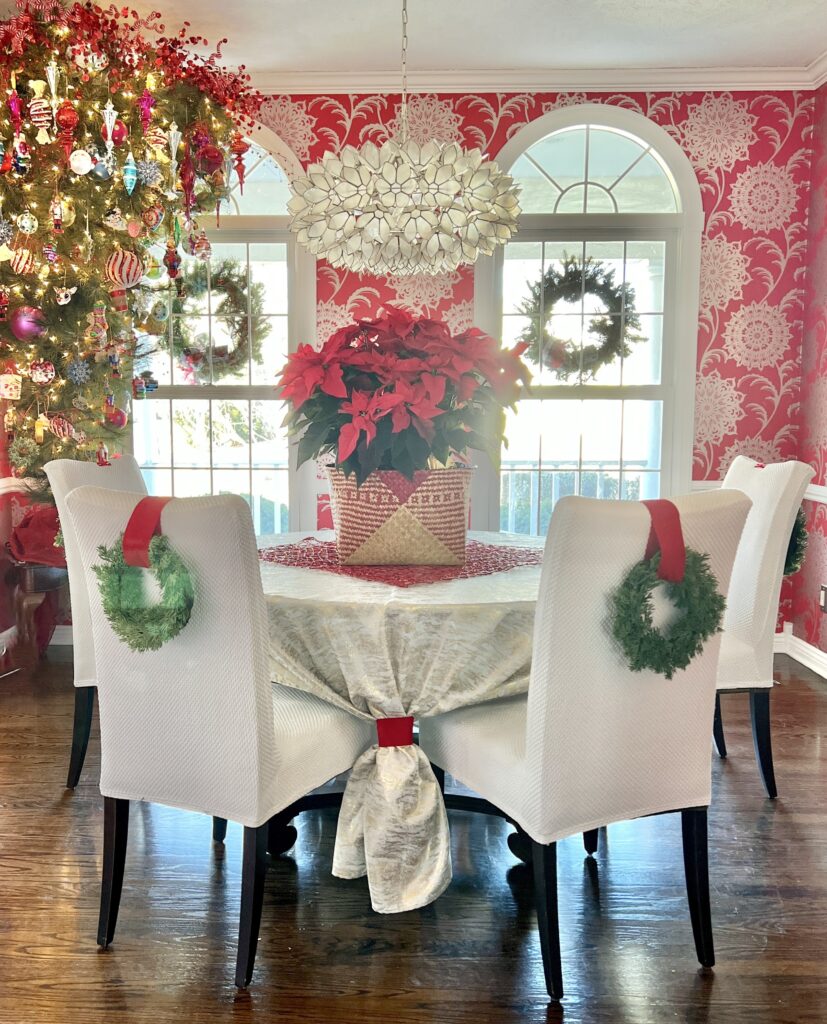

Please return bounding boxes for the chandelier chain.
[400,0,409,142]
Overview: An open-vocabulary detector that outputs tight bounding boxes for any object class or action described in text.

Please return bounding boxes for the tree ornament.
[69,148,93,175]
[4,406,15,442]
[42,242,59,264]
[0,289,8,321]
[122,151,138,195]
[141,204,164,231]
[45,59,60,128]
[132,375,146,398]
[28,81,52,145]
[127,219,143,239]
[50,195,63,233]
[91,157,113,181]
[190,230,212,261]
[65,357,91,385]
[93,533,195,653]
[29,357,56,384]
[105,248,145,312]
[197,142,224,174]
[96,439,110,466]
[59,196,76,228]
[0,369,21,399]
[167,121,182,188]
[105,405,128,428]
[12,137,30,176]
[102,117,128,149]
[138,87,156,133]
[48,414,75,439]
[34,411,50,444]
[53,284,77,305]
[179,145,196,217]
[518,257,644,380]
[145,126,167,150]
[16,211,38,234]
[10,247,35,275]
[103,206,128,231]
[83,300,109,349]
[55,99,79,159]
[230,132,249,193]
[7,90,22,137]
[0,216,12,248]
[9,435,38,473]
[136,159,162,189]
[144,254,162,279]
[163,238,181,279]
[101,99,118,157]
[71,45,109,77]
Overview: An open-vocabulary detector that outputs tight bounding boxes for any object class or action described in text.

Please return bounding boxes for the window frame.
[472,104,703,532]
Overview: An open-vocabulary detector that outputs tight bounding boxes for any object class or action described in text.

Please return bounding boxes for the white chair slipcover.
[65,486,374,827]
[45,456,147,690]
[718,456,813,690]
[420,490,751,846]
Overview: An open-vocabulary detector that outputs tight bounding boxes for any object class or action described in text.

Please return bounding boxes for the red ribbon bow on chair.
[122,496,172,568]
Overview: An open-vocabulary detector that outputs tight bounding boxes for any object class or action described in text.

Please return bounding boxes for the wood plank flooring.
[0,650,826,1024]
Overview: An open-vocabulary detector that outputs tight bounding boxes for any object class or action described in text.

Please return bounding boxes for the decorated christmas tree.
[0,1,261,483]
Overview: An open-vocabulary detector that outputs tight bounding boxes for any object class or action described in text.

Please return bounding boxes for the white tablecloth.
[259,530,541,913]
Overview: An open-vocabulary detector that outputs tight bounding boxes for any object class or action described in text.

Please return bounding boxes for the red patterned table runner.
[259,539,543,588]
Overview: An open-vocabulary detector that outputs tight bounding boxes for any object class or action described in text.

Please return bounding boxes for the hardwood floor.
[1,650,826,1024]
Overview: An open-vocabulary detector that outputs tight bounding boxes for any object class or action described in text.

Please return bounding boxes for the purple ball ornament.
[10,305,46,341]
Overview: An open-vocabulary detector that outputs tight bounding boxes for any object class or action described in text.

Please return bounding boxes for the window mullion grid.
[618,240,628,498]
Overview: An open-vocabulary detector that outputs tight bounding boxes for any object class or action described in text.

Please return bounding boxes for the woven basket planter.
[327,468,473,566]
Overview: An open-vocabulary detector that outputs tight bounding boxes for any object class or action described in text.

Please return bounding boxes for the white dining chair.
[419,490,751,1000]
[715,456,814,797]
[64,485,375,987]
[44,455,147,789]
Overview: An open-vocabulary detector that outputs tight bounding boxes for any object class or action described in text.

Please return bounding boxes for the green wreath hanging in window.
[517,256,644,380]
[610,550,726,680]
[150,259,269,384]
[93,535,195,653]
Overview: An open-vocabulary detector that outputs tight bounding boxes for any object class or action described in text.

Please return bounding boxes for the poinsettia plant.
[278,307,531,484]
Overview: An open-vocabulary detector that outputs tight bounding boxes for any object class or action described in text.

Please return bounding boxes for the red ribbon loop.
[122,496,172,569]
[642,499,686,583]
[376,716,415,747]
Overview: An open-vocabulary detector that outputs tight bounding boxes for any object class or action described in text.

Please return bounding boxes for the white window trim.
[133,127,318,532]
[473,103,703,531]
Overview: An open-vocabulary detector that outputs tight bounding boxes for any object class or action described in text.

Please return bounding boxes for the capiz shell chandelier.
[287,1,521,276]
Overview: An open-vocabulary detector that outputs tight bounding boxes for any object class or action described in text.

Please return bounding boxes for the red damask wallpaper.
[792,83,827,650]
[260,90,815,482]
[259,89,824,636]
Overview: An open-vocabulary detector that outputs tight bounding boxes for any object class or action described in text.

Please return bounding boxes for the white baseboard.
[50,625,73,646]
[775,621,827,678]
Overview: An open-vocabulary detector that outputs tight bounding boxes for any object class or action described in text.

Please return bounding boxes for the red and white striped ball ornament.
[10,247,34,275]
[48,415,75,439]
[105,248,144,313]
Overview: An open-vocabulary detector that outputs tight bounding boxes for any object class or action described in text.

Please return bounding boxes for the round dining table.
[257,529,543,914]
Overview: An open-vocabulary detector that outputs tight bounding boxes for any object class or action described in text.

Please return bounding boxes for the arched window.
[473,104,702,535]
[132,130,315,534]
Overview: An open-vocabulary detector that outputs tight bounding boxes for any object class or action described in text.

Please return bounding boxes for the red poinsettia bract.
[278,306,531,484]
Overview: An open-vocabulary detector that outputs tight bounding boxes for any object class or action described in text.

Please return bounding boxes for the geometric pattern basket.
[327,467,473,566]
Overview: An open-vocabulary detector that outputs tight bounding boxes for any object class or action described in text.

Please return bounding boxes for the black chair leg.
[66,686,95,789]
[583,829,599,856]
[235,823,269,989]
[750,689,777,799]
[712,693,727,759]
[531,839,564,1000]
[98,797,129,948]
[681,807,714,969]
[212,817,228,843]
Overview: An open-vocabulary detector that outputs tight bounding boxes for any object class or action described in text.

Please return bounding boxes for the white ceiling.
[20,0,827,90]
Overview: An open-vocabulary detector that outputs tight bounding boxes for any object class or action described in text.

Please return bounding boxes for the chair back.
[64,486,278,826]
[44,456,147,687]
[524,490,750,843]
[720,456,813,679]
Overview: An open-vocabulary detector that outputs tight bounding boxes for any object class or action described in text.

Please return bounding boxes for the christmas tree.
[0,1,261,483]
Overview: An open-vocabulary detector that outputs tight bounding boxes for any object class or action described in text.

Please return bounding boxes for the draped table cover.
[258,530,542,913]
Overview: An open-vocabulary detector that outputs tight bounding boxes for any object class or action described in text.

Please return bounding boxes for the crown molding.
[253,58,827,96]
[808,50,827,89]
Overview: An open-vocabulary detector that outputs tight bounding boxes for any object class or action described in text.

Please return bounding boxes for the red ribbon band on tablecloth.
[642,499,686,583]
[123,496,172,568]
[376,716,415,747]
